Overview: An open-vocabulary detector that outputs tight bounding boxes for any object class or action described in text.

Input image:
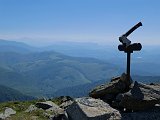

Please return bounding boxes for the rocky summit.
[115,81,160,111]
[88,73,160,119]
[89,73,160,112]
[89,73,133,103]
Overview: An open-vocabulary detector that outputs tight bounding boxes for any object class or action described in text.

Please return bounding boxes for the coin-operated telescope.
[118,22,142,82]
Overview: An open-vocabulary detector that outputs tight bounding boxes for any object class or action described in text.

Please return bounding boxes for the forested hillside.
[0,40,121,97]
[0,85,34,102]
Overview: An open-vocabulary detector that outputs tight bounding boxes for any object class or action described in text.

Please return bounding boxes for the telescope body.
[124,22,142,37]
[118,43,142,53]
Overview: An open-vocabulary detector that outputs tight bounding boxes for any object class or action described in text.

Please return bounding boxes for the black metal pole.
[126,52,131,82]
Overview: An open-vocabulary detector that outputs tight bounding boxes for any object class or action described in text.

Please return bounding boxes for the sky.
[0,0,160,46]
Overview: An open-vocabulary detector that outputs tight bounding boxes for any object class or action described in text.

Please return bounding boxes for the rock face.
[116,81,160,111]
[66,97,121,120]
[57,96,74,109]
[89,73,132,102]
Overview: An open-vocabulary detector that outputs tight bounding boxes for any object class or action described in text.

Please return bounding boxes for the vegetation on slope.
[0,51,120,97]
[0,85,34,102]
[0,98,63,120]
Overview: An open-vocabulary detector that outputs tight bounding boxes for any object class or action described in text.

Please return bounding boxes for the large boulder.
[116,81,160,111]
[56,96,74,109]
[36,101,68,120]
[66,97,121,120]
[89,79,126,98]
[36,101,59,110]
[0,108,16,119]
[89,73,132,100]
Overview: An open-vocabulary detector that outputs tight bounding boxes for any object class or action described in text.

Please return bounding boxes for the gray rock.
[89,78,126,98]
[35,101,69,119]
[36,101,59,110]
[46,106,64,113]
[25,104,38,112]
[116,81,160,111]
[58,96,73,103]
[5,108,16,116]
[66,97,121,120]
[39,102,68,120]
[0,113,4,120]
[89,73,132,100]
[0,108,16,119]
[59,100,73,109]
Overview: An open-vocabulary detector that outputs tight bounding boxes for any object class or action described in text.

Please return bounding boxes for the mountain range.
[41,41,160,76]
[0,39,159,100]
[0,39,121,98]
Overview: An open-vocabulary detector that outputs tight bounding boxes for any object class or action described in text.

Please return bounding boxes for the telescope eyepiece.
[119,35,131,46]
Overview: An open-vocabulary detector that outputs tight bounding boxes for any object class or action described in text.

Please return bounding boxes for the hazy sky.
[0,0,160,46]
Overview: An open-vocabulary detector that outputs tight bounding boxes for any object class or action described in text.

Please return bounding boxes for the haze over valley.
[0,39,159,101]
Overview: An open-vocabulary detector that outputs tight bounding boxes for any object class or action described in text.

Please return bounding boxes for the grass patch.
[0,98,64,120]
